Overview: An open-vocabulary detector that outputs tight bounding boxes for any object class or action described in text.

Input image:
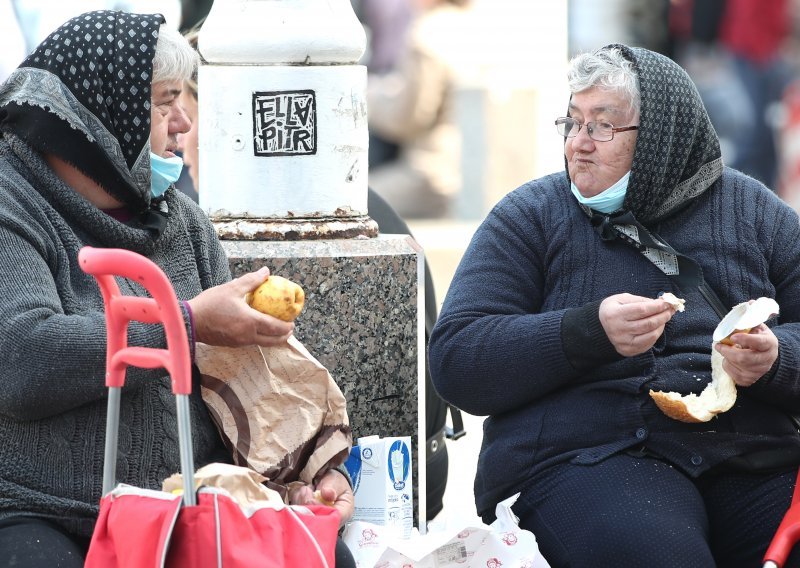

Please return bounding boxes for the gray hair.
[567,47,640,116]
[152,24,199,84]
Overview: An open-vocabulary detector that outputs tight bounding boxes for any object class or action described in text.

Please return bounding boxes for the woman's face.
[565,87,638,198]
[177,88,199,192]
[150,79,191,158]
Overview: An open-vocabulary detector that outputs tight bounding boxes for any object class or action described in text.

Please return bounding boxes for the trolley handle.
[79,246,196,506]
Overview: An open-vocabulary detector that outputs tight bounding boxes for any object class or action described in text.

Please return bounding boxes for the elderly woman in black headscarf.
[430,44,800,567]
[0,11,355,565]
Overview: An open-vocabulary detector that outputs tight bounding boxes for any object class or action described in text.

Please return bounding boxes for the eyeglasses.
[555,117,638,142]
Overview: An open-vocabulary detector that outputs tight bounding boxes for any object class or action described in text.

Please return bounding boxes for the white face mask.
[150,152,184,198]
[570,170,630,213]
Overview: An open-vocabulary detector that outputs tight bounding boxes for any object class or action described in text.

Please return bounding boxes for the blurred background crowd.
[7,0,800,220]
[3,0,800,217]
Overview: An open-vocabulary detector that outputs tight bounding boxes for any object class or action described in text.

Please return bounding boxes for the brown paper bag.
[196,336,352,494]
[162,463,284,506]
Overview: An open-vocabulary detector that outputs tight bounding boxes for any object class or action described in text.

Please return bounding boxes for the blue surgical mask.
[150,152,184,198]
[570,170,630,213]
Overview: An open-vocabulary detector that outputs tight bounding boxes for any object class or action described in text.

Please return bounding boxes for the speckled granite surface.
[222,234,425,520]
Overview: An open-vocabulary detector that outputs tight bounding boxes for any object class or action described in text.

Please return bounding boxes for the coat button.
[691,455,703,466]
[635,428,647,439]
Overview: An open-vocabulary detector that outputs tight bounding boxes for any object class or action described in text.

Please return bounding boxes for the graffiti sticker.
[252,89,317,156]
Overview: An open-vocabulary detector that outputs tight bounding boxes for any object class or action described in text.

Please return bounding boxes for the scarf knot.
[589,210,639,242]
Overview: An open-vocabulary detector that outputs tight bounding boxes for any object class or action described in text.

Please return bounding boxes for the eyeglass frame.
[554,117,639,142]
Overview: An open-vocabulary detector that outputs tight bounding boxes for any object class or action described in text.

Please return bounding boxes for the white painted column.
[197,0,376,240]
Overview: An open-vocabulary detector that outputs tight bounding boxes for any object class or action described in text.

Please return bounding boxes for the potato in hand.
[246,275,305,322]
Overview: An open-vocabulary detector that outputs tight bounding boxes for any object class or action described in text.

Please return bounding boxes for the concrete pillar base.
[213,216,378,241]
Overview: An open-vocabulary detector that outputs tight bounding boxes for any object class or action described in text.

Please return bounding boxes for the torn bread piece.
[660,292,686,312]
[713,297,779,346]
[649,297,779,423]
[650,349,736,422]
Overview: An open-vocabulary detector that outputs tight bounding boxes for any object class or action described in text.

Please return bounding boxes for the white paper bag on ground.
[342,493,550,567]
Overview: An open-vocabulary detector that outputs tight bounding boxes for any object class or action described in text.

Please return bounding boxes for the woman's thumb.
[235,267,271,294]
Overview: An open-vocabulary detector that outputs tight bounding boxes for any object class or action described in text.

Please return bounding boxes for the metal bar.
[102,387,121,496]
[175,394,196,506]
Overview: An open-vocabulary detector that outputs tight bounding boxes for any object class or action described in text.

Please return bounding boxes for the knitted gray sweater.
[0,135,231,536]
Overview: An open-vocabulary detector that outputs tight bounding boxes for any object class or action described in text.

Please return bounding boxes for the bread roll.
[712,297,779,346]
[649,297,779,423]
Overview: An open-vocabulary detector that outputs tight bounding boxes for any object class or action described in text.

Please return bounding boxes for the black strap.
[590,210,729,319]
[646,228,729,319]
[426,404,465,460]
[446,405,466,440]
[697,283,728,319]
[427,426,446,457]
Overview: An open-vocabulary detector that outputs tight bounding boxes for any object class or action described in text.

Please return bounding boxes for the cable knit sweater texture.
[429,44,800,519]
[430,168,800,518]
[0,135,231,536]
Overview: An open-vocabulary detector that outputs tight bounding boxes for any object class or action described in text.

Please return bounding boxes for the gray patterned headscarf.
[567,44,723,226]
[0,10,164,213]
[568,45,725,290]
[617,44,723,224]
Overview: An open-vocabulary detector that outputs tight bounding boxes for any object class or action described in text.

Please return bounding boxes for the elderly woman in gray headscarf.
[430,44,800,567]
[0,10,356,565]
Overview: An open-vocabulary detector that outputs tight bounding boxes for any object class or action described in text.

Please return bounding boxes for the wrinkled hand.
[187,267,294,347]
[288,469,354,528]
[714,324,779,387]
[599,293,678,357]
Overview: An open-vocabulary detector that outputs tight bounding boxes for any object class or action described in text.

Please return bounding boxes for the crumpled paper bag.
[342,493,551,567]
[162,462,283,507]
[195,336,352,496]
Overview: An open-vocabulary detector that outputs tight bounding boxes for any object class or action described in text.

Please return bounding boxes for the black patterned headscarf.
[0,10,164,213]
[568,44,723,225]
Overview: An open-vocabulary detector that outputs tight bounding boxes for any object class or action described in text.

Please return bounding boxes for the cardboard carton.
[345,435,413,539]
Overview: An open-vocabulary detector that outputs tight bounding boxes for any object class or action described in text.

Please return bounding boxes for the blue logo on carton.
[344,446,362,493]
[387,439,410,490]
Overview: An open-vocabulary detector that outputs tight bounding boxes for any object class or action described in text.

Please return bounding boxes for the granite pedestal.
[222,234,426,523]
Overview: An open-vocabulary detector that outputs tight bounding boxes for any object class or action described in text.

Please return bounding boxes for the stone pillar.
[198,0,376,240]
[197,0,426,525]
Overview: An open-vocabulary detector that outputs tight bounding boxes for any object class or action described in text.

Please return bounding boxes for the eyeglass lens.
[557,118,614,141]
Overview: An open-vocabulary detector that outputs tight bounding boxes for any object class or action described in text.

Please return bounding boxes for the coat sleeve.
[0,196,226,421]
[742,189,800,411]
[429,191,589,416]
[0,223,119,420]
